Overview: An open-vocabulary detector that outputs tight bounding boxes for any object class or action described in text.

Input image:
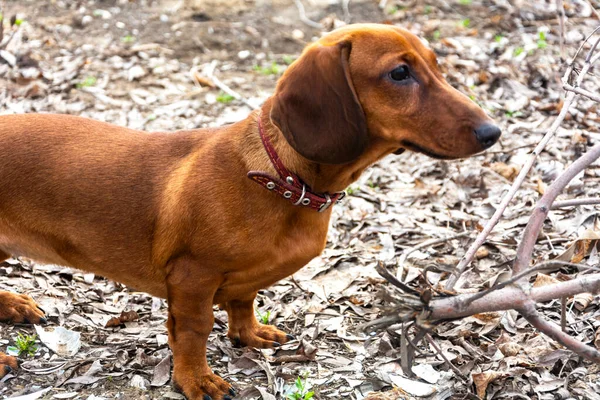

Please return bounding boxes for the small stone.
[238,50,251,60]
[128,65,147,81]
[292,29,304,40]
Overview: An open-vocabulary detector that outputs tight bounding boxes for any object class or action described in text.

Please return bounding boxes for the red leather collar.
[247,114,345,212]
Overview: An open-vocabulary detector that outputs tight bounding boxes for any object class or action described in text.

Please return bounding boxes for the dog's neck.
[247,99,399,194]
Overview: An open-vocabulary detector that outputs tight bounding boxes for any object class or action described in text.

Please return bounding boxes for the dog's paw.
[174,370,236,400]
[0,291,46,324]
[228,323,294,349]
[0,353,18,378]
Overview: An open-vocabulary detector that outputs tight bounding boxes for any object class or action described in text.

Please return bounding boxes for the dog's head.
[271,23,501,164]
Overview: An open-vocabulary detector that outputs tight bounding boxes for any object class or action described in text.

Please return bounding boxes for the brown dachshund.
[0,24,500,399]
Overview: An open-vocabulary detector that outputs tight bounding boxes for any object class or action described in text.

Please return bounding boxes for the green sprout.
[286,374,314,400]
[459,0,473,4]
[14,18,24,26]
[256,309,271,325]
[76,76,97,88]
[460,18,470,28]
[513,46,524,57]
[216,92,235,104]
[432,30,441,41]
[494,34,504,43]
[121,35,136,43]
[13,333,38,357]
[537,31,547,49]
[424,5,433,14]
[253,62,281,76]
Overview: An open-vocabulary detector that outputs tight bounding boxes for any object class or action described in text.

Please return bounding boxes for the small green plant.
[424,5,433,14]
[432,30,441,41]
[14,18,25,26]
[537,31,547,49]
[253,62,281,76]
[256,309,271,324]
[346,186,357,195]
[494,34,504,43]
[460,18,470,28]
[513,46,524,57]
[216,92,235,104]
[76,76,97,88]
[504,110,523,118]
[286,375,314,400]
[13,333,38,356]
[459,0,472,4]
[121,35,136,43]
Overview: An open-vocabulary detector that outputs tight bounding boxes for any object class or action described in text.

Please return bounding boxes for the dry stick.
[293,0,323,29]
[444,90,576,290]
[556,0,565,60]
[397,232,471,280]
[201,61,258,110]
[424,333,466,379]
[445,31,600,291]
[563,83,600,102]
[461,260,600,308]
[513,144,600,275]
[508,144,600,361]
[552,197,600,209]
[428,273,600,320]
[519,300,600,362]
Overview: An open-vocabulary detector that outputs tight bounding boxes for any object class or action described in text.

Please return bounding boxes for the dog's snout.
[474,123,501,149]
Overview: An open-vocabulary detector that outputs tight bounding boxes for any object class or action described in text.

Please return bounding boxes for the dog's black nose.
[474,123,501,149]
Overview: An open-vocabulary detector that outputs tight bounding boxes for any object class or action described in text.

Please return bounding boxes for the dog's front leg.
[224,293,293,349]
[166,258,235,400]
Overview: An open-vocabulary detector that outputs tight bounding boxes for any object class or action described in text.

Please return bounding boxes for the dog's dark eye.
[390,65,410,81]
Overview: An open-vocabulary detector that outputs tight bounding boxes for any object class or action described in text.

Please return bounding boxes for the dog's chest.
[212,215,329,303]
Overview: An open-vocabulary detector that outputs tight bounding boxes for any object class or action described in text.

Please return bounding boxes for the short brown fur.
[0,24,498,398]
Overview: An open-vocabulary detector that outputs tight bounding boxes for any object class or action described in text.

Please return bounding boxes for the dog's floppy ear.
[270,41,368,164]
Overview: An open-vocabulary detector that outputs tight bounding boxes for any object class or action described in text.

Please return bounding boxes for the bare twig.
[425,333,466,379]
[445,26,600,291]
[520,300,600,362]
[293,0,323,29]
[397,232,470,280]
[563,83,600,102]
[427,273,600,320]
[199,61,258,110]
[552,197,600,208]
[513,143,600,275]
[556,0,565,60]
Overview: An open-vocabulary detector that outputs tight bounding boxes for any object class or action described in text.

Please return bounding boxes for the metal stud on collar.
[283,191,292,199]
[318,193,332,212]
[293,184,306,206]
[286,176,294,184]
[266,182,275,190]
[301,198,311,206]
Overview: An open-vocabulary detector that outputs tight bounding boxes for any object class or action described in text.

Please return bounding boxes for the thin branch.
[293,0,323,29]
[425,333,466,379]
[513,143,600,275]
[445,25,600,291]
[520,300,600,362]
[563,83,600,102]
[461,260,600,307]
[397,232,470,281]
[200,61,258,110]
[556,0,565,60]
[552,197,600,208]
[428,273,600,320]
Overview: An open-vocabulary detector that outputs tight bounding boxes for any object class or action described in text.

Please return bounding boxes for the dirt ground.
[1,0,600,399]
